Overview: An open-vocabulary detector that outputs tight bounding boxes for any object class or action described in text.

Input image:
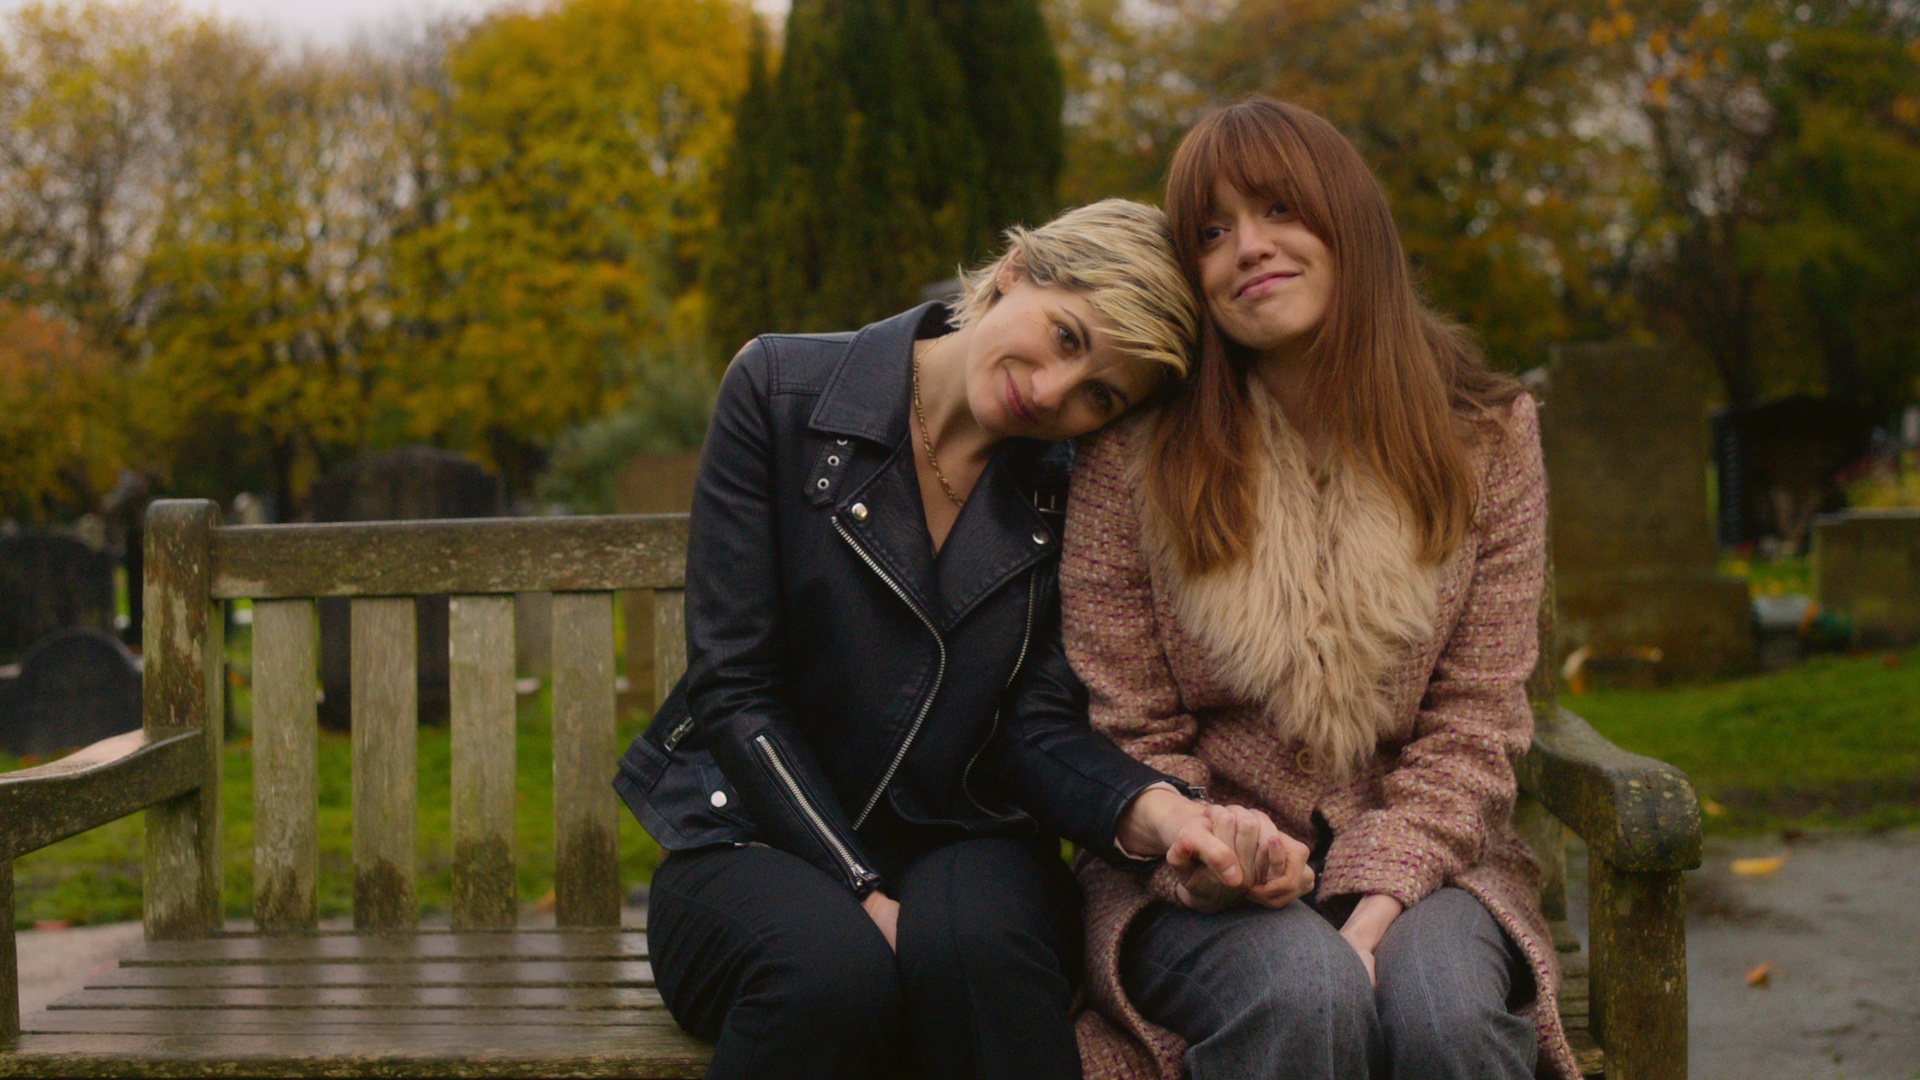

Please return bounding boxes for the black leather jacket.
[614,304,1173,896]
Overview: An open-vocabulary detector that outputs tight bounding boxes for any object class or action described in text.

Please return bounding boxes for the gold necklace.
[912,340,967,508]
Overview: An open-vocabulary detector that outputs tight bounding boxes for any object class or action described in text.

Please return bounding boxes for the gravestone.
[1536,343,1755,682]
[1712,396,1875,551]
[311,448,504,729]
[0,532,115,663]
[0,628,142,757]
[614,450,702,713]
[1813,509,1920,648]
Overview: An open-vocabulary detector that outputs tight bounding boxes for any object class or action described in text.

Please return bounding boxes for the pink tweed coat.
[1062,393,1579,1080]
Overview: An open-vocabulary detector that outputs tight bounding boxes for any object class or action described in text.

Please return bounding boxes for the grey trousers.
[1120,887,1537,1080]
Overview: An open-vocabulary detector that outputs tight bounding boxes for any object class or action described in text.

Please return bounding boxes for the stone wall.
[1814,509,1920,647]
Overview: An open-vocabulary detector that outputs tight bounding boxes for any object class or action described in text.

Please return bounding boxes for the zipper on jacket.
[754,733,880,890]
[831,514,947,828]
[662,715,696,752]
[961,569,1038,818]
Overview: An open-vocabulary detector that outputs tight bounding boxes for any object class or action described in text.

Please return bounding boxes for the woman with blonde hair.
[1063,101,1581,1079]
[618,199,1298,1080]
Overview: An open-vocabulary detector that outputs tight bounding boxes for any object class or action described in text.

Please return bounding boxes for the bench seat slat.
[83,960,655,990]
[23,1011,673,1034]
[449,595,518,930]
[0,1032,709,1079]
[47,986,665,1010]
[120,931,647,966]
[252,599,319,932]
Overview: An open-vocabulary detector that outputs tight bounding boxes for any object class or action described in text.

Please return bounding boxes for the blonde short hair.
[949,199,1196,379]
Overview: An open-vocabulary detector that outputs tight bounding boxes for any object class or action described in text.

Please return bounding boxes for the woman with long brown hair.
[1062,99,1580,1079]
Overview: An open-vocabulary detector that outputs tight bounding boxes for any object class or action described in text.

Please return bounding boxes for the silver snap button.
[709,790,729,808]
[1032,531,1049,545]
[827,455,840,466]
[836,437,850,446]
[850,503,869,522]
[815,477,830,490]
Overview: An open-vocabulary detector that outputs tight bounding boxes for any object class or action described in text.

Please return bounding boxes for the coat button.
[815,477,830,490]
[709,790,729,808]
[1296,747,1318,773]
[1032,530,1049,545]
[850,502,869,522]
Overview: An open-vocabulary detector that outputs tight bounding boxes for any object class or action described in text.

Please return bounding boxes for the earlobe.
[993,257,1024,298]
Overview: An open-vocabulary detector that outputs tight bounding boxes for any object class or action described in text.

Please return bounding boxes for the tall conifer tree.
[705,0,1063,353]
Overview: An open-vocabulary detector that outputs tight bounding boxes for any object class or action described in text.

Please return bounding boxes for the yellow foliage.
[0,302,128,521]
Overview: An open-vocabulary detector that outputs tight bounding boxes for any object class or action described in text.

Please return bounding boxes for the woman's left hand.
[1338,893,1405,986]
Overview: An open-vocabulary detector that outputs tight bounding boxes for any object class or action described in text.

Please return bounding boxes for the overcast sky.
[1,0,790,45]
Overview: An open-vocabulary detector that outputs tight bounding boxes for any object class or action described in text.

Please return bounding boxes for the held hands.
[1119,788,1314,913]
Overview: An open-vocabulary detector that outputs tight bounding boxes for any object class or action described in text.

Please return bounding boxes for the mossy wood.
[1,500,1698,1077]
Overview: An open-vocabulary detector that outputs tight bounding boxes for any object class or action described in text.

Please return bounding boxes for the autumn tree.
[386,0,749,493]
[0,300,127,522]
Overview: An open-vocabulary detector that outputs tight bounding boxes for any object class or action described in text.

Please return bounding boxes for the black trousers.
[647,836,1085,1080]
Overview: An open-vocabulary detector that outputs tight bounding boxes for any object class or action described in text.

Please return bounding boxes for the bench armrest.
[1518,707,1701,873]
[0,729,206,862]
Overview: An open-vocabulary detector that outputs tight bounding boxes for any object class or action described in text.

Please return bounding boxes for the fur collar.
[1137,389,1440,777]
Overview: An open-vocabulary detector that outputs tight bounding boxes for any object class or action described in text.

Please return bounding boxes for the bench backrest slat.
[448,594,520,930]
[252,598,319,932]
[212,516,689,599]
[351,597,420,931]
[552,592,622,927]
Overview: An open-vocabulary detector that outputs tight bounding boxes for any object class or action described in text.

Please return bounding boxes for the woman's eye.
[1055,323,1080,353]
[1268,202,1292,218]
[1200,224,1227,244]
[1088,384,1117,413]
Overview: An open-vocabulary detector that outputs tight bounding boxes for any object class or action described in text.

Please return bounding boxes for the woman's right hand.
[862,890,900,951]
[1169,804,1314,913]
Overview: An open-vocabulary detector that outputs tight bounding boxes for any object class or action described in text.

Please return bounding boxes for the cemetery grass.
[1574,645,1920,835]
[2,681,664,929]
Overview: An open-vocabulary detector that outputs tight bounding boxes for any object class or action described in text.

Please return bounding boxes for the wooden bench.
[1,499,1701,1078]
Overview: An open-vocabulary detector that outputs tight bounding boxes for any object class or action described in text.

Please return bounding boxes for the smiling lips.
[1236,269,1298,299]
[1003,372,1039,425]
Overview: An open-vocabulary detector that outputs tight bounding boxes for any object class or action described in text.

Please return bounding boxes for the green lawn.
[4,684,664,929]
[1570,646,1920,834]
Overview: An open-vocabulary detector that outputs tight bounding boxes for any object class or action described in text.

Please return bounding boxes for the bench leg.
[1588,855,1686,1080]
[3,860,17,1044]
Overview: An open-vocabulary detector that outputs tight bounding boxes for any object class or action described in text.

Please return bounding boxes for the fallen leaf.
[1731,854,1788,877]
[533,889,556,913]
[1702,798,1726,818]
[32,919,70,932]
[1745,962,1774,987]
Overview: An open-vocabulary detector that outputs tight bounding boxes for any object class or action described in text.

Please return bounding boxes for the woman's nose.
[1029,368,1069,413]
[1237,221,1275,266]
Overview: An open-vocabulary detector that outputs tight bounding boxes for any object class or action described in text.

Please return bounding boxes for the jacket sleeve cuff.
[1315,822,1452,910]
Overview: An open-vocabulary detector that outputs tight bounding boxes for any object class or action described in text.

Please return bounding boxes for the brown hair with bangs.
[1148,97,1523,574]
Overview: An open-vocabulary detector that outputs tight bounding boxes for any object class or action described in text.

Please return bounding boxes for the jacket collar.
[813,303,1060,631]
[807,302,948,446]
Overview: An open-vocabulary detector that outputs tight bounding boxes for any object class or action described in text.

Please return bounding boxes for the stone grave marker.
[1814,508,1920,648]
[0,628,142,757]
[1536,342,1755,682]
[0,532,115,664]
[311,448,503,729]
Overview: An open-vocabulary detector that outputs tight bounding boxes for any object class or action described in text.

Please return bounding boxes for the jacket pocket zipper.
[754,733,879,890]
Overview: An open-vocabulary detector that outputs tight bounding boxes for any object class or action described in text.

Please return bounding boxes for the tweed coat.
[1061,391,1580,1080]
